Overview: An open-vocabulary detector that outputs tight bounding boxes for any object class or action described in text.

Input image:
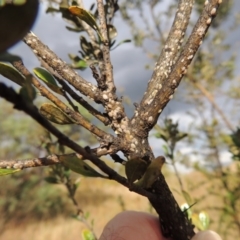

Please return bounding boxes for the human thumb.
[191,230,222,240]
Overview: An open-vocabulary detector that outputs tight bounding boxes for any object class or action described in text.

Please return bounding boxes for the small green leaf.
[39,103,75,125]
[192,213,204,231]
[162,144,169,156]
[198,211,210,230]
[59,153,107,178]
[81,229,95,240]
[68,6,97,30]
[125,158,148,184]
[176,133,188,142]
[68,6,103,40]
[33,67,63,96]
[0,168,20,176]
[0,52,22,63]
[80,36,93,55]
[111,39,131,50]
[72,59,88,69]
[33,67,57,86]
[19,75,36,102]
[46,7,59,13]
[66,26,83,32]
[74,178,81,189]
[0,0,27,6]
[12,0,27,6]
[68,54,90,70]
[182,190,193,205]
[44,176,59,184]
[0,62,25,86]
[107,24,117,40]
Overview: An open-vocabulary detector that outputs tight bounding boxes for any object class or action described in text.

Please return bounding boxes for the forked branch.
[132,0,222,136]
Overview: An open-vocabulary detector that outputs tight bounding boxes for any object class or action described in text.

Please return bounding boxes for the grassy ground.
[0,164,239,240]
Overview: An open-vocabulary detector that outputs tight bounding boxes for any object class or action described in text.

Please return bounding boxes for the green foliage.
[192,211,210,231]
[0,52,22,63]
[0,62,25,86]
[180,202,209,231]
[125,157,148,184]
[229,128,240,161]
[0,99,43,158]
[68,6,103,40]
[19,75,36,102]
[59,153,107,178]
[81,229,96,240]
[33,67,64,96]
[0,0,27,6]
[45,0,130,70]
[0,170,73,224]
[0,168,20,176]
[154,119,188,159]
[154,115,240,238]
[136,156,165,189]
[68,54,88,70]
[40,103,75,125]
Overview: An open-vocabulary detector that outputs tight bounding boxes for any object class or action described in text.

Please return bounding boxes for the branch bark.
[23,32,103,103]
[12,59,110,140]
[132,0,221,137]
[0,154,61,169]
[40,60,110,125]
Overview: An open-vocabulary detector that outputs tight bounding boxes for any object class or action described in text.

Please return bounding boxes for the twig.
[0,154,155,201]
[90,64,106,90]
[132,0,194,133]
[96,0,128,134]
[189,75,234,131]
[77,0,99,50]
[173,160,185,191]
[97,0,114,91]
[0,154,60,169]
[0,82,116,164]
[0,83,157,201]
[12,59,110,140]
[132,1,222,134]
[150,4,165,43]
[153,0,221,117]
[23,32,103,103]
[40,61,110,125]
[110,153,126,164]
[62,90,79,112]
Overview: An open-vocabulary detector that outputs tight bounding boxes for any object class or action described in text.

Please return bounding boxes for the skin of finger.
[191,230,222,240]
[99,211,171,240]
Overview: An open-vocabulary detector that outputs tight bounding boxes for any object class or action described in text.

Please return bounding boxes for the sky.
[1,0,240,171]
[3,1,194,114]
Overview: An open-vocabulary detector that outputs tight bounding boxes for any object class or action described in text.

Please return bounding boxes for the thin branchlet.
[131,0,221,141]
[40,60,110,125]
[12,60,110,140]
[0,155,61,169]
[23,32,103,103]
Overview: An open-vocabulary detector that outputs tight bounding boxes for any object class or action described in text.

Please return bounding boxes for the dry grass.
[0,177,151,240]
[0,163,239,240]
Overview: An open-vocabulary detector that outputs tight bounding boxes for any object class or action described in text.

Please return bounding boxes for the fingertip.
[191,230,222,240]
